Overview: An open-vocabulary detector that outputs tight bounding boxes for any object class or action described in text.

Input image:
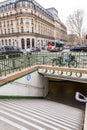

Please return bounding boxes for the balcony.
[0,32,55,39]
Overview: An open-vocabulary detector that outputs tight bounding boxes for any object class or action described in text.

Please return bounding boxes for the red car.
[47,43,52,51]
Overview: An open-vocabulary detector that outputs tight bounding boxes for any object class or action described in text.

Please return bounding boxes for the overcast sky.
[0,0,87,28]
[36,0,87,28]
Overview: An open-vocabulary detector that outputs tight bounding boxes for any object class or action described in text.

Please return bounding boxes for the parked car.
[47,45,52,51]
[62,46,70,52]
[70,45,87,52]
[35,47,41,52]
[26,47,41,53]
[49,47,60,52]
[0,45,23,55]
[26,48,32,53]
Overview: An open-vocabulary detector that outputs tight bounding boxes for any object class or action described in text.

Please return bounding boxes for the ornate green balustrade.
[0,51,87,77]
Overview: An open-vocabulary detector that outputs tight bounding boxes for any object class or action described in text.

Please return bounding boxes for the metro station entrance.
[47,79,87,110]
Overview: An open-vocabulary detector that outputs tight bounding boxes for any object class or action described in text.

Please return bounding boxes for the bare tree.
[66,9,84,44]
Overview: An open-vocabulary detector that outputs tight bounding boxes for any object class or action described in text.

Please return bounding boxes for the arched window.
[21,38,25,49]
[32,39,34,47]
[27,38,30,48]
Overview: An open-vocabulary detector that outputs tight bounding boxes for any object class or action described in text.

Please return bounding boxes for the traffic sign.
[26,74,31,81]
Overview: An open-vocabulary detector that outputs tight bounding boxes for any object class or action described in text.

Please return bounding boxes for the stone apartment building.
[0,0,67,50]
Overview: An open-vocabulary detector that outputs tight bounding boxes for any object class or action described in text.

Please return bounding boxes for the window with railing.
[8,29,10,34]
[32,27,34,33]
[4,22,5,27]
[20,18,23,24]
[26,18,29,24]
[31,19,34,24]
[11,20,13,25]
[26,28,29,33]
[7,21,9,26]
[1,29,3,34]
[17,27,19,32]
[12,28,14,33]
[21,27,24,33]
[4,29,6,34]
[0,22,2,27]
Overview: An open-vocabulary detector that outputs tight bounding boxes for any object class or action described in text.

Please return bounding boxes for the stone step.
[0,101,81,127]
[0,116,29,130]
[0,105,80,130]
[0,99,84,130]
[7,99,83,122]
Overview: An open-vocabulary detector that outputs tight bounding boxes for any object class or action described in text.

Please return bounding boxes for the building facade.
[0,0,67,50]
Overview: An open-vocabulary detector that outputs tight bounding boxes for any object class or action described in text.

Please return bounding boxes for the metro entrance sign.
[26,74,31,81]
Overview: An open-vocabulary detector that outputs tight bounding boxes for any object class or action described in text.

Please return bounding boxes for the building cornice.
[0,32,55,40]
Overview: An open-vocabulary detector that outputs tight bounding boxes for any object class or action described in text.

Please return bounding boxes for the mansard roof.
[0,0,53,19]
[0,0,16,6]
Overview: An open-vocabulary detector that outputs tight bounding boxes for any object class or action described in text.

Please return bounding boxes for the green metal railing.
[0,51,87,76]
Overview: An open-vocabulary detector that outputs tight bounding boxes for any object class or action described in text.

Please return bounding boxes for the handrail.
[10,81,44,89]
[75,92,87,103]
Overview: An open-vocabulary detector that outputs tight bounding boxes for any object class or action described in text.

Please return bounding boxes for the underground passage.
[46,79,87,110]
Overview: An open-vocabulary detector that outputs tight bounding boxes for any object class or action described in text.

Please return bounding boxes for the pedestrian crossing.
[0,99,84,130]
